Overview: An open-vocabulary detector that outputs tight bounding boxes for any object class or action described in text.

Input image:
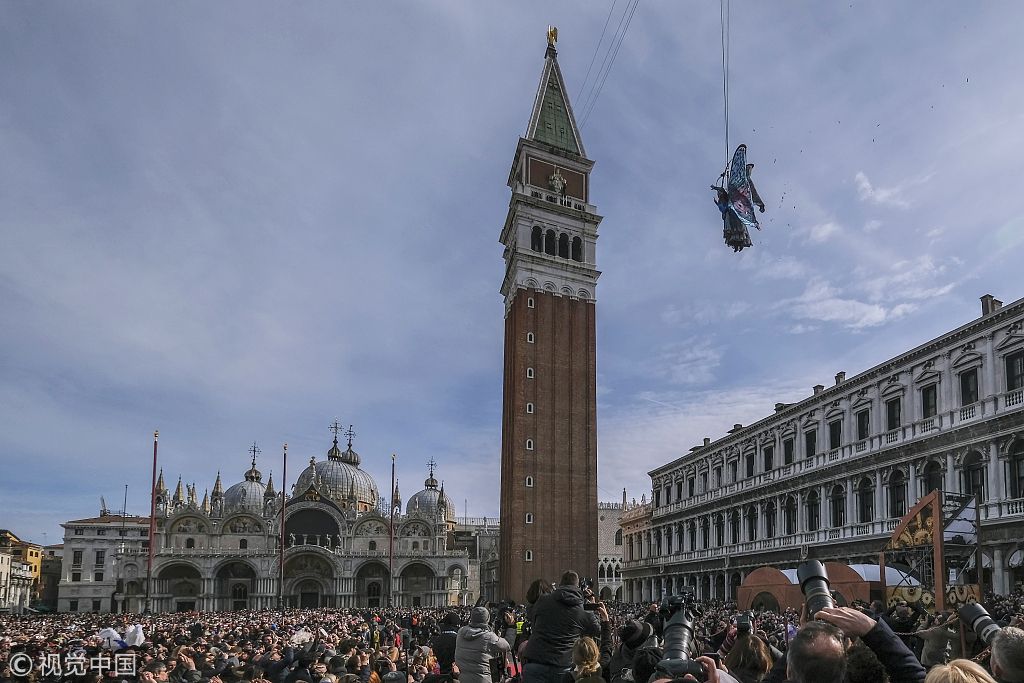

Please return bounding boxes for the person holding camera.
[521,572,601,683]
[762,606,926,683]
[455,607,511,683]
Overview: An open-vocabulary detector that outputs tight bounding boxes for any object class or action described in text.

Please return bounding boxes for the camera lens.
[958,603,1001,645]
[797,560,835,619]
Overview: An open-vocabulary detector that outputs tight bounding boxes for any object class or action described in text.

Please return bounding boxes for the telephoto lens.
[797,560,835,619]
[653,596,707,683]
[958,603,1002,645]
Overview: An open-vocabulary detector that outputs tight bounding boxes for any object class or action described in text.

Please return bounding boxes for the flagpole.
[144,430,158,614]
[389,453,396,608]
[279,443,287,610]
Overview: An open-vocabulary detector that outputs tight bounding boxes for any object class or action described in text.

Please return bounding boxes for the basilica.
[103,430,477,612]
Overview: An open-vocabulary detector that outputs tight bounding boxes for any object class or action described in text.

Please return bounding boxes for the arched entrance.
[157,563,202,612]
[752,591,780,612]
[284,553,335,608]
[215,561,257,611]
[356,562,391,608]
[399,563,436,607]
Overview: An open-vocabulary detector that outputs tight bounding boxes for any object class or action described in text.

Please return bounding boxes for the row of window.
[66,599,103,612]
[530,227,584,262]
[70,571,104,582]
[635,449,1024,556]
[70,550,106,567]
[656,356,1024,507]
[73,528,146,537]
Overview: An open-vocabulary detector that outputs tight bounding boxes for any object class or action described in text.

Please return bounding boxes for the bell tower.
[498,29,601,602]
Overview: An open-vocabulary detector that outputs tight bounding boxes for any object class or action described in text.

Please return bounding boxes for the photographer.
[763,606,925,683]
[455,607,510,683]
[521,572,601,683]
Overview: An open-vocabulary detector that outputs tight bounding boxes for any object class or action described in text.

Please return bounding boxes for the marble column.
[945,451,957,493]
[987,442,1003,502]
[875,470,885,519]
[993,547,1007,595]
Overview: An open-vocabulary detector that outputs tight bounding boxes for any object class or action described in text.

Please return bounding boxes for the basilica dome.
[406,465,455,522]
[223,459,268,514]
[292,437,380,511]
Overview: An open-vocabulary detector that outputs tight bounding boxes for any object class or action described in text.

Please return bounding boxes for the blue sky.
[2,2,1022,543]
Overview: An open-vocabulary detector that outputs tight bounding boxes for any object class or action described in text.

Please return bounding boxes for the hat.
[618,621,654,650]
[382,673,405,683]
[471,607,490,625]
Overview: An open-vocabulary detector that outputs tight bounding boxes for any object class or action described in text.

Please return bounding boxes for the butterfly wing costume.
[717,144,764,252]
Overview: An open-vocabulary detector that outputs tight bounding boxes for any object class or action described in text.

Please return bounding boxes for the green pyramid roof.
[526,46,584,156]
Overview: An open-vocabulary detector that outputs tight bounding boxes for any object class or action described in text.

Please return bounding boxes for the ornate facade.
[622,294,1024,603]
[106,432,477,613]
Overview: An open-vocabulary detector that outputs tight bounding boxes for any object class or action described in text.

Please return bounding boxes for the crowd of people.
[1,575,1023,683]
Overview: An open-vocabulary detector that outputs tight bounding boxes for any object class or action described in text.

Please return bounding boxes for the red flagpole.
[389,453,396,608]
[279,443,287,609]
[145,430,158,614]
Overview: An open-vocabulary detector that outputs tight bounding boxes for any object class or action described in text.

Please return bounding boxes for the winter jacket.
[522,585,601,667]
[454,624,510,683]
[431,629,459,674]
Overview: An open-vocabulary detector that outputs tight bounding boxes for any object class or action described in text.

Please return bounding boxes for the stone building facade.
[57,513,149,613]
[90,432,479,613]
[596,501,625,601]
[622,294,1024,603]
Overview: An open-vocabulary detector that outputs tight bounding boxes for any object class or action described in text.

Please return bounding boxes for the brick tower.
[497,30,601,602]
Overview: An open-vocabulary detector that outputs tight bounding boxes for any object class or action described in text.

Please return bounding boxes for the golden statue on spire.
[547,25,558,47]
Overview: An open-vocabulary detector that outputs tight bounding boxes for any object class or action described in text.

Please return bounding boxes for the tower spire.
[525,27,585,156]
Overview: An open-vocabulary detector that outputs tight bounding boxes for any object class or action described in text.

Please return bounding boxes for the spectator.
[991,627,1024,683]
[923,659,996,683]
[724,634,772,683]
[607,620,654,682]
[917,614,959,669]
[454,607,510,683]
[521,571,601,683]
[845,642,888,683]
[570,637,603,683]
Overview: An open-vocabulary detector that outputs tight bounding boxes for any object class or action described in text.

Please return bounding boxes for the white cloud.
[858,255,957,303]
[855,171,911,208]
[863,219,883,233]
[779,278,915,330]
[806,221,841,243]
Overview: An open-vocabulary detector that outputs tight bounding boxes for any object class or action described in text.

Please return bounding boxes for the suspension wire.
[720,0,731,174]
[579,0,632,126]
[576,0,620,105]
[580,0,640,128]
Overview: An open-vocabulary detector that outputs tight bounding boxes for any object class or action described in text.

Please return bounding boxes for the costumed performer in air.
[712,143,765,252]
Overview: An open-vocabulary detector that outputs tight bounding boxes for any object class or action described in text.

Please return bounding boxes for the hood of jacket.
[458,625,491,641]
[552,585,585,607]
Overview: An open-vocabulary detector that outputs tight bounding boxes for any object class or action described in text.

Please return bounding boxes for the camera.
[652,593,707,683]
[735,611,753,635]
[797,560,835,619]
[958,602,1002,646]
